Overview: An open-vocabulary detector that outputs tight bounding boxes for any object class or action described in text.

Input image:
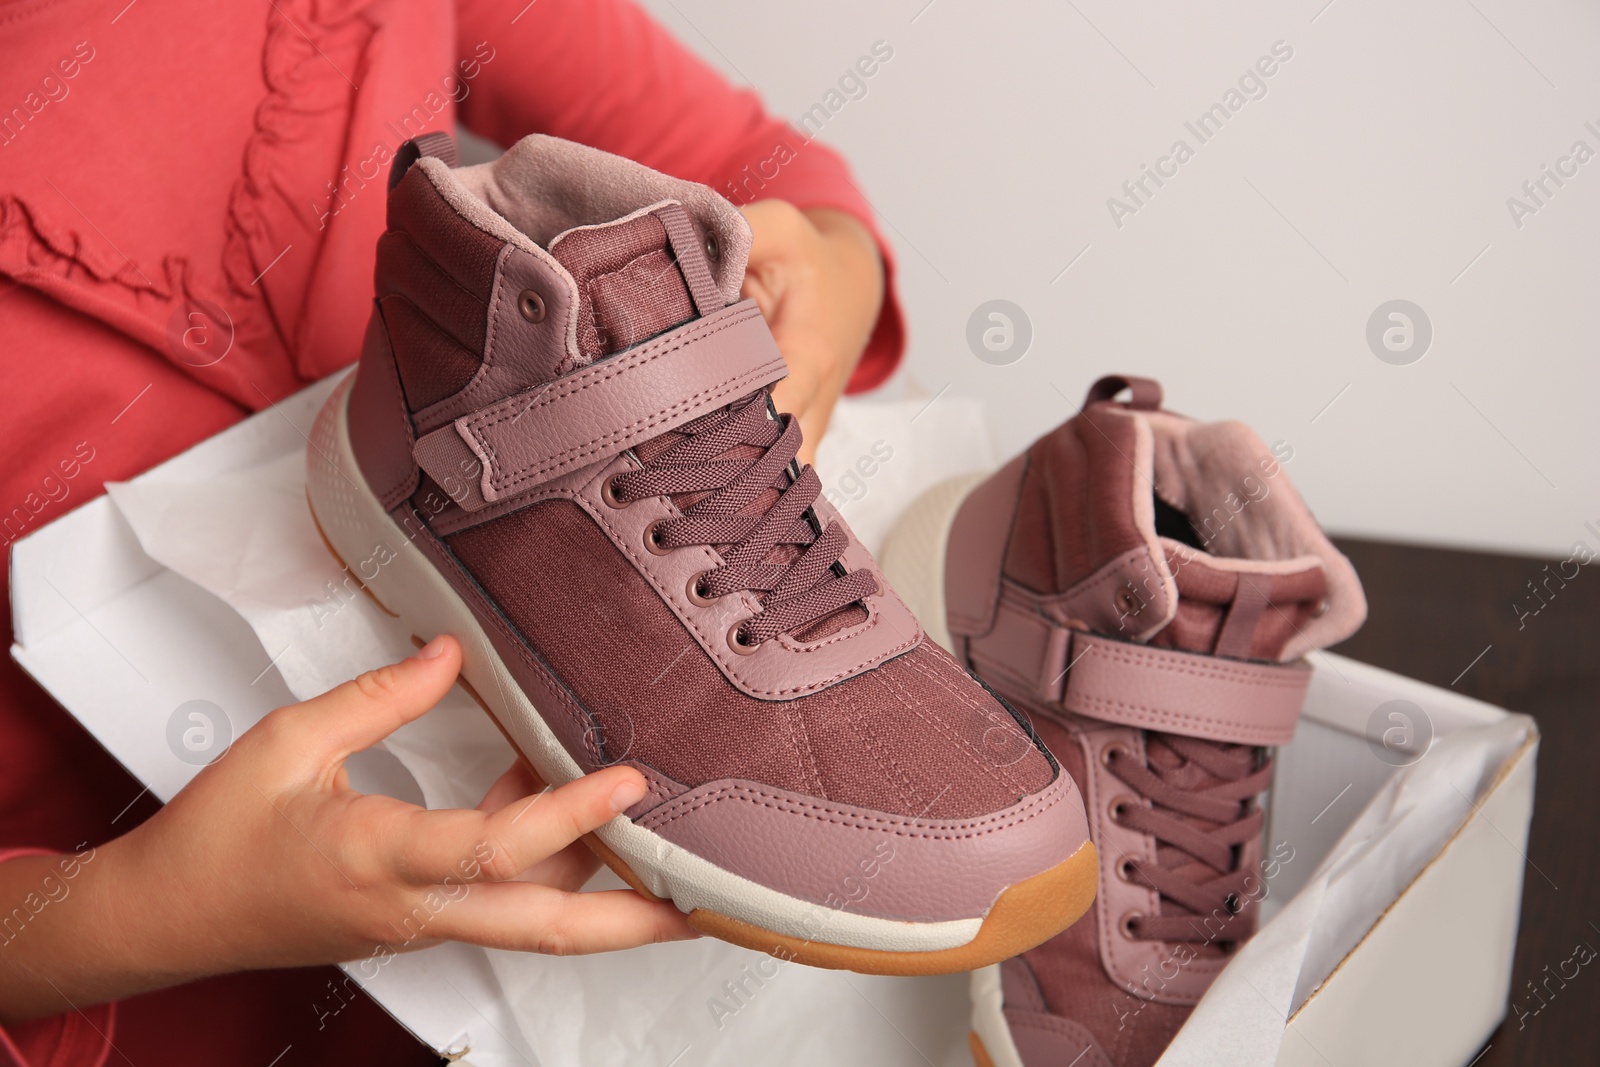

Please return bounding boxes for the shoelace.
[608,391,878,647]
[1104,734,1273,945]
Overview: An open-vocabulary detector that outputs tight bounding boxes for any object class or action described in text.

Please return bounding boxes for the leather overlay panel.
[1062,634,1309,745]
[945,453,1027,639]
[637,769,1088,922]
[966,601,1310,745]
[1074,724,1227,1006]
[411,243,579,436]
[347,310,420,511]
[572,456,924,700]
[411,301,786,510]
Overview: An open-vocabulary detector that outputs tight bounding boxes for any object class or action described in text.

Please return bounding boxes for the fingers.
[804,207,882,276]
[739,198,808,261]
[514,840,604,892]
[272,635,464,762]
[741,272,777,321]
[769,344,822,423]
[795,400,836,469]
[387,765,649,886]
[477,759,544,814]
[433,883,698,955]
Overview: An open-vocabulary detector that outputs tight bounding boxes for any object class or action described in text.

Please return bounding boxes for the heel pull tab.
[390,132,459,190]
[654,203,726,317]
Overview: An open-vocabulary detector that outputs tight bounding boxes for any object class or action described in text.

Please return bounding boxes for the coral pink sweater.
[0,1,901,1063]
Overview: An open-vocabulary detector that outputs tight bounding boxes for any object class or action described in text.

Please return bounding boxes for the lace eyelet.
[601,474,629,509]
[1119,912,1143,939]
[727,622,760,655]
[1115,587,1142,615]
[1117,856,1139,883]
[644,520,673,556]
[704,232,720,262]
[517,289,546,323]
[687,571,719,607]
[1224,892,1242,915]
[1108,794,1139,824]
[1101,743,1129,767]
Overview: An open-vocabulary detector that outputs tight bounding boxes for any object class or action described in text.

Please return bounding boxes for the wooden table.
[1330,537,1599,1067]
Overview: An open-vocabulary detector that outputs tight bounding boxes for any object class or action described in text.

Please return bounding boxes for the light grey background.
[625,0,1599,559]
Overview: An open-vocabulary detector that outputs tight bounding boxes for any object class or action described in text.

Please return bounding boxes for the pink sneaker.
[883,376,1366,1059]
[305,133,1097,974]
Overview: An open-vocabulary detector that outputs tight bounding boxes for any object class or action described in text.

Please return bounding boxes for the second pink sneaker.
[883,376,1366,1061]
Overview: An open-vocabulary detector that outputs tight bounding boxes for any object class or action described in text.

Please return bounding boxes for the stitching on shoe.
[639,775,1071,840]
[1078,641,1310,687]
[407,515,605,764]
[1085,732,1230,993]
[582,249,681,355]
[621,764,683,815]
[412,242,517,432]
[483,354,784,494]
[771,594,879,652]
[577,478,914,699]
[883,653,1036,799]
[1005,1010,1110,1067]
[469,306,779,493]
[1067,640,1307,739]
[785,694,828,801]
[1068,693,1297,740]
[827,681,927,816]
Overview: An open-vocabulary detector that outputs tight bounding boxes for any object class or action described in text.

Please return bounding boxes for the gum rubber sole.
[681,842,1097,976]
[968,1031,998,1067]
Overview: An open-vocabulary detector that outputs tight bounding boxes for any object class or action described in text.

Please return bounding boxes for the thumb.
[741,270,778,321]
[769,337,822,423]
[288,634,464,761]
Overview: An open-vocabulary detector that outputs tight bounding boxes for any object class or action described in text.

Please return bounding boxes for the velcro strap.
[964,598,1073,707]
[413,300,786,510]
[1062,633,1309,745]
[965,608,1309,745]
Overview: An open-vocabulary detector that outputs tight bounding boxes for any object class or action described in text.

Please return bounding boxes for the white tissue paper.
[10,372,1534,1067]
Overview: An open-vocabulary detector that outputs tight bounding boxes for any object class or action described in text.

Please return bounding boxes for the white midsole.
[970,965,1026,1067]
[877,472,986,653]
[306,374,982,953]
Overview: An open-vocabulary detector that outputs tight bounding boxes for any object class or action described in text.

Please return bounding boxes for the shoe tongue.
[1145,539,1327,663]
[548,204,865,643]
[548,209,697,360]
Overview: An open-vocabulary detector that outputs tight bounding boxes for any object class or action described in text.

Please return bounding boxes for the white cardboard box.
[9,375,1536,1067]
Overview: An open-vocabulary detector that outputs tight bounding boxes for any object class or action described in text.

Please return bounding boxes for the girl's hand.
[740,201,885,466]
[0,635,694,1023]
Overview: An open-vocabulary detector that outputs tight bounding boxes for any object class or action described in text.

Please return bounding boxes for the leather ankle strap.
[965,602,1309,745]
[412,300,786,510]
